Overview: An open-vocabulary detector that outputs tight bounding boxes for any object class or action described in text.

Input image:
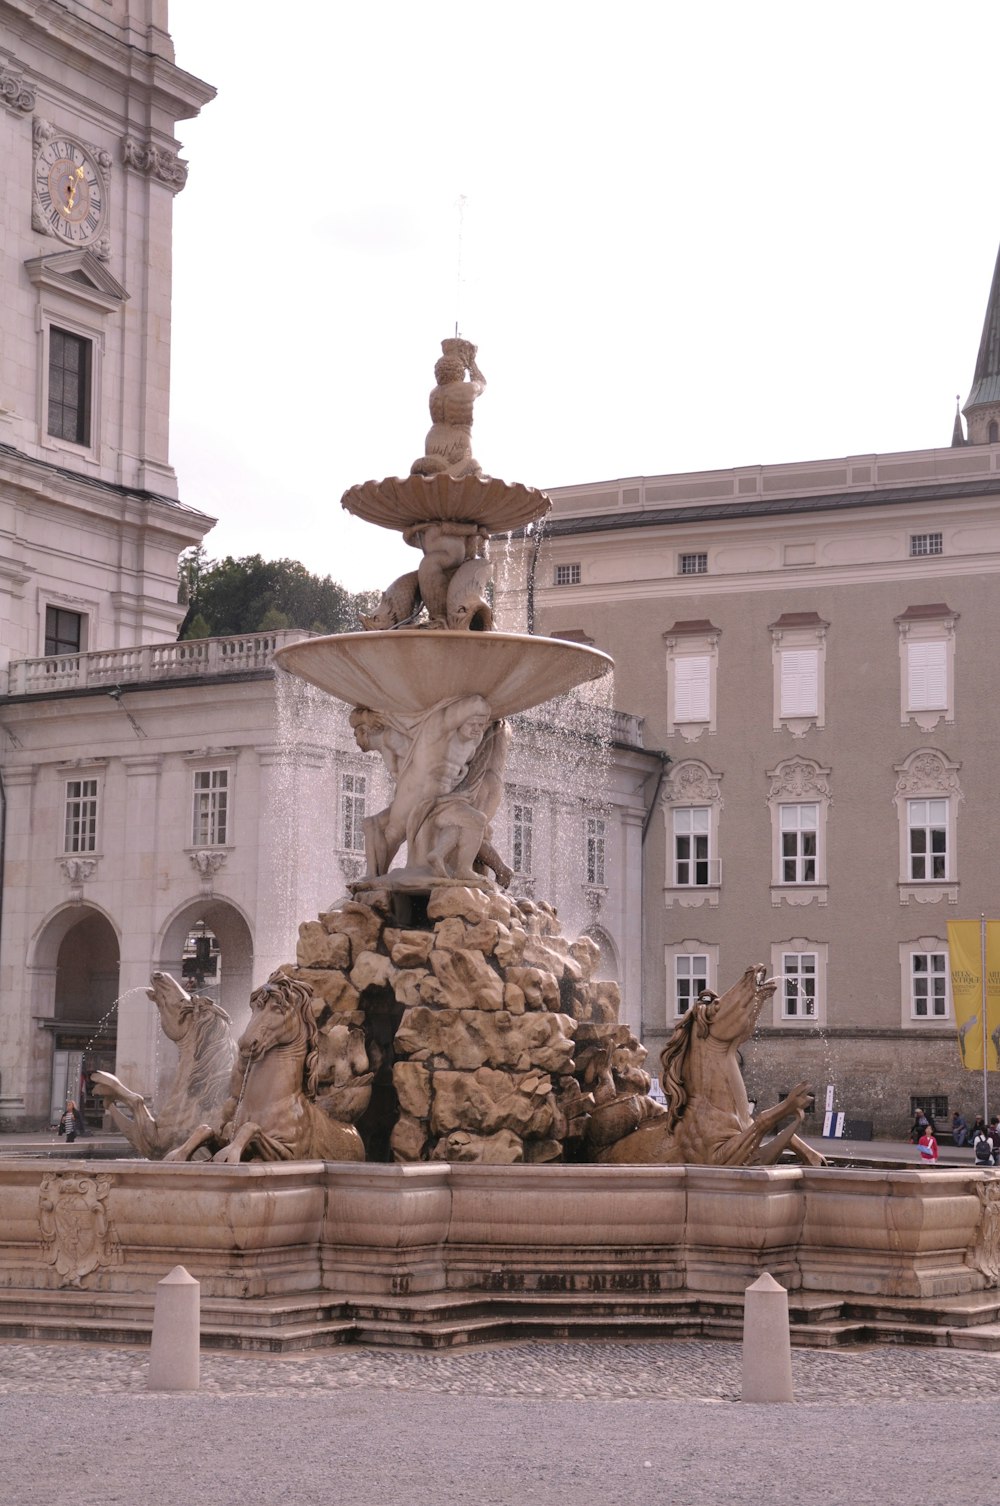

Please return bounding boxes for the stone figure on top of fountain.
[411,337,487,480]
[350,698,512,888]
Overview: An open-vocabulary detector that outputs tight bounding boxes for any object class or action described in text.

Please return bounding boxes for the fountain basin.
[341,473,549,534]
[273,630,612,719]
[2,1159,998,1350]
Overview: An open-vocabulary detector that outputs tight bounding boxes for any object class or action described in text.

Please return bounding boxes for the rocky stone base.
[292,885,661,1164]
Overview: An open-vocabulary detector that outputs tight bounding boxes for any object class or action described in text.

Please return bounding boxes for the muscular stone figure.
[350,696,511,885]
[410,338,486,479]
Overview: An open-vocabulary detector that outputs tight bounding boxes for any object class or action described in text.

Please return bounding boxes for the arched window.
[989,420,999,443]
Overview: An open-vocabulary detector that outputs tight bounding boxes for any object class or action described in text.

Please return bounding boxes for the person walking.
[952,1111,969,1147]
[57,1100,85,1144]
[918,1124,939,1164]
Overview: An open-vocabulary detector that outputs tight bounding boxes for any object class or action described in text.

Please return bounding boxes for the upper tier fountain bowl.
[273,630,612,719]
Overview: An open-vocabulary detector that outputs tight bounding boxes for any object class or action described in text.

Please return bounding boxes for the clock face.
[34,136,106,245]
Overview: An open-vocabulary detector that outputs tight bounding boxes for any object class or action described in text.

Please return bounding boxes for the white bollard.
[741,1271,794,1403]
[148,1264,200,1392]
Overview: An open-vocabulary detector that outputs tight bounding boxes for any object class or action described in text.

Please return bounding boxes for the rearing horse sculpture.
[166,971,365,1164]
[92,972,236,1159]
[599,965,824,1166]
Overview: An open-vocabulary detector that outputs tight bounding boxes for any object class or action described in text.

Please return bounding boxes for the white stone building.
[0,1,656,1130]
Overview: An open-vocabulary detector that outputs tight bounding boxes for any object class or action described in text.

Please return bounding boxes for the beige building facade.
[519,419,1000,1136]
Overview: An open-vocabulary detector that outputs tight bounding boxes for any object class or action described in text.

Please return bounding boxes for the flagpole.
[982,914,989,1126]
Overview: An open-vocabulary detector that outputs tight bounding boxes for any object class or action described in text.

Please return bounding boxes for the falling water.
[506,668,616,935]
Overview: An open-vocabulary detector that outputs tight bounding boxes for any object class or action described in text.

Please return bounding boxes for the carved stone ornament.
[60,857,97,902]
[768,758,831,803]
[663,760,722,807]
[38,1173,121,1287]
[122,136,188,192]
[1,64,35,113]
[894,750,963,800]
[190,849,226,891]
[969,1180,1000,1286]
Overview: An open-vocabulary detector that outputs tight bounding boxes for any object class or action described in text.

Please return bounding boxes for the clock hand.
[64,165,85,212]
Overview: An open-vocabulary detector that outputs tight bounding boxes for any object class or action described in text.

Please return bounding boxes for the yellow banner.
[947,921,1000,1071]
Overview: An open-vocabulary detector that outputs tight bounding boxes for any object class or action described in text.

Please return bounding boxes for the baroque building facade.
[0,1,654,1130]
[514,289,1000,1135]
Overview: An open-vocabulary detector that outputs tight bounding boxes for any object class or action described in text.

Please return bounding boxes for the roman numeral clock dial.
[33,135,106,246]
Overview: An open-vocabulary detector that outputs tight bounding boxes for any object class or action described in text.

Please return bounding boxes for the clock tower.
[0,1,215,666]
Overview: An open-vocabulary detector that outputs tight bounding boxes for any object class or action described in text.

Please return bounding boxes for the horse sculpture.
[166,970,366,1164]
[599,965,824,1167]
[92,971,236,1159]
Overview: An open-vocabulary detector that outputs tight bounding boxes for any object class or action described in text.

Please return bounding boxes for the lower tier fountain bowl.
[273,630,612,719]
[2,1158,999,1352]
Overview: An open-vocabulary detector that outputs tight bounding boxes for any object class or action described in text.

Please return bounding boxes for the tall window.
[675,953,708,1016]
[907,798,948,881]
[513,802,533,875]
[780,804,817,883]
[45,606,83,656]
[906,640,947,714]
[674,807,711,886]
[64,778,98,853]
[341,772,366,852]
[48,327,92,445]
[192,769,229,847]
[911,952,948,1018]
[781,952,816,1018]
[770,613,827,732]
[779,649,819,718]
[673,655,711,723]
[586,816,606,886]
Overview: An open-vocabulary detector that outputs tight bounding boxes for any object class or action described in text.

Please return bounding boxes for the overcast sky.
[167,1,1000,592]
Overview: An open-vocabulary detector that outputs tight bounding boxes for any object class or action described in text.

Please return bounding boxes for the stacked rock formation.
[291,884,662,1164]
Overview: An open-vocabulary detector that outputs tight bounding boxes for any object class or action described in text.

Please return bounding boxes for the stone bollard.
[741,1271,794,1403]
[148,1264,200,1392]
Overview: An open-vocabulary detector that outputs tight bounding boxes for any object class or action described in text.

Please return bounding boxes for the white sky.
[167,1,1000,592]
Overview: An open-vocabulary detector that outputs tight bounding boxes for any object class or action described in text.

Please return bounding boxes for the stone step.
[2,1284,998,1353]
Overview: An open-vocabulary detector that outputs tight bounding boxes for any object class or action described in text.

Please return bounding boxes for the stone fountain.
[2,341,1000,1351]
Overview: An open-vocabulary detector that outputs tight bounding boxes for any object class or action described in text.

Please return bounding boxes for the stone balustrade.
[6,630,313,696]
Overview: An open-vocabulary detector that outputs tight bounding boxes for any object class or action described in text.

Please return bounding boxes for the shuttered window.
[779,648,819,717]
[907,640,947,712]
[673,655,711,722]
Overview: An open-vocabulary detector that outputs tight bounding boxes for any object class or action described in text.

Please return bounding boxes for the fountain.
[2,340,1000,1351]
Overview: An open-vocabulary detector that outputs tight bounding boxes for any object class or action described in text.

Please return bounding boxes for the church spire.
[963,238,1000,443]
[951,395,965,447]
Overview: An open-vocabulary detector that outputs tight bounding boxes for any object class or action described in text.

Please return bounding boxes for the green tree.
[177,554,378,639]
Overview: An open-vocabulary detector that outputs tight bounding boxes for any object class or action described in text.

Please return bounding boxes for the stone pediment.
[24,250,128,311]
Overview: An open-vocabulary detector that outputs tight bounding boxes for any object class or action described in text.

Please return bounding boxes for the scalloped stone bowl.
[273,630,612,719]
[341,473,550,535]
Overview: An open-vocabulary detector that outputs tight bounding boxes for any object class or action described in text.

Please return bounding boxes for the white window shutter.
[674,655,710,721]
[780,649,819,717]
[907,640,947,711]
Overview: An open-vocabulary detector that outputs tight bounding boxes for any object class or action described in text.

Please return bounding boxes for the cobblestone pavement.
[4,1338,999,1506]
[0,1333,993,1403]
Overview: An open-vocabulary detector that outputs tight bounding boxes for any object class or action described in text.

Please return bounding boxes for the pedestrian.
[917,1124,939,1164]
[971,1115,987,1144]
[973,1126,996,1166]
[57,1100,85,1143]
[909,1107,928,1144]
[952,1111,969,1147]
